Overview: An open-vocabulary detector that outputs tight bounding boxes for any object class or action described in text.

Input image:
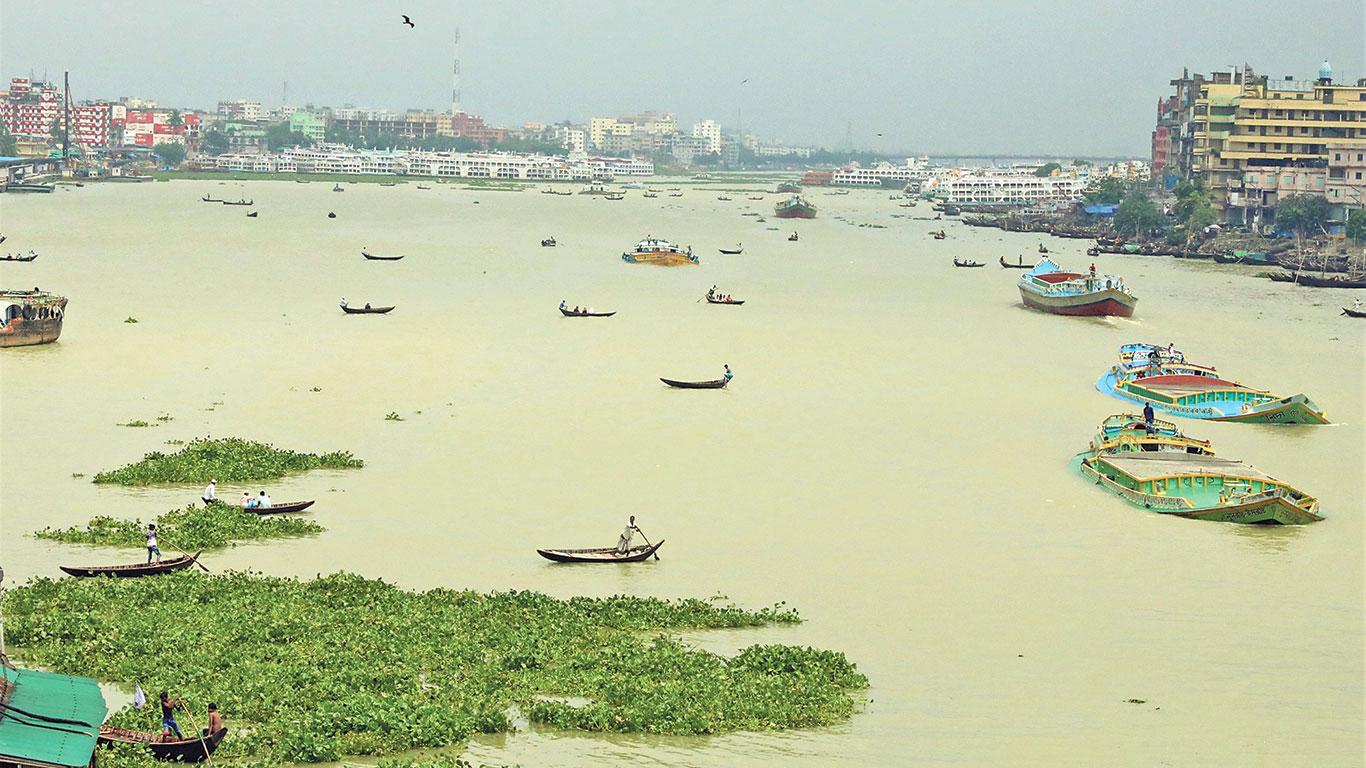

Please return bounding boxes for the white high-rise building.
[692,119,721,154]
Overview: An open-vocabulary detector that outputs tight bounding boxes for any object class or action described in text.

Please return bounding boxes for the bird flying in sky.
[401,14,415,28]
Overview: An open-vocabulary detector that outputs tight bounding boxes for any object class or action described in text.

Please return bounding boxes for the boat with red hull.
[1018,258,1136,317]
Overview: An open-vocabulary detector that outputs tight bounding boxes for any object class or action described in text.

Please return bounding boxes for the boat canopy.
[0,666,108,768]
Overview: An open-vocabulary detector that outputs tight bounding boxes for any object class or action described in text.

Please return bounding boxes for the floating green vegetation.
[34,504,323,550]
[93,437,363,485]
[385,412,403,421]
[118,420,156,428]
[5,573,865,763]
[156,414,174,422]
[70,472,85,479]
[124,316,139,324]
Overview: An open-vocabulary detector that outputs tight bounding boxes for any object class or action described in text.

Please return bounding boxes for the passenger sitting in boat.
[239,492,252,508]
[723,363,733,381]
[560,300,567,310]
[364,303,372,310]
[159,692,183,740]
[258,491,272,509]
[146,524,161,564]
[202,479,217,505]
[205,703,224,737]
[616,515,640,554]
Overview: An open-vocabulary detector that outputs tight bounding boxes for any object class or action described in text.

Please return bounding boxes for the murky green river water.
[1,180,1361,766]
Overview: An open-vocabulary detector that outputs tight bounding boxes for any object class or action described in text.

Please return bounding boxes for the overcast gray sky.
[2,0,1362,156]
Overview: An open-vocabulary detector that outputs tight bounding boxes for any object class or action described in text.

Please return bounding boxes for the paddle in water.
[634,525,661,560]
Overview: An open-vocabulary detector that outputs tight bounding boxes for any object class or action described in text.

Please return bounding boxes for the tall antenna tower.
[282,81,288,108]
[451,28,462,114]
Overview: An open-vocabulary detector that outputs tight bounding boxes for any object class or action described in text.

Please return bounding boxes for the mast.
[63,71,71,162]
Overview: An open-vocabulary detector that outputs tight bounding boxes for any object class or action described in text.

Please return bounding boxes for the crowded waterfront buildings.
[1152,61,1366,226]
[212,144,654,179]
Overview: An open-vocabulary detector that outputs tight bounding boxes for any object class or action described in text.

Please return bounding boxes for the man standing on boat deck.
[159,692,183,740]
[146,524,161,564]
[202,479,217,505]
[1143,402,1156,433]
[616,515,641,555]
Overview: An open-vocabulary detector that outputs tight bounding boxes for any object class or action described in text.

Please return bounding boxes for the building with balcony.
[288,111,326,143]
[692,119,721,153]
[1154,61,1366,224]
[1327,142,1366,220]
[217,99,262,121]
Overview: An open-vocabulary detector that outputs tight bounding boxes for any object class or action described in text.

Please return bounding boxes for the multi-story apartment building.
[217,100,262,121]
[1,78,114,148]
[116,109,203,147]
[1327,142,1366,219]
[287,112,326,143]
[691,119,721,154]
[1153,62,1366,224]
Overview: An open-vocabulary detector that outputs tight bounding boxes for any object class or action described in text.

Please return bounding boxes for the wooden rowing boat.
[246,499,315,515]
[60,552,202,578]
[536,541,664,563]
[953,259,985,268]
[341,304,395,314]
[560,307,616,317]
[660,377,728,389]
[1342,307,1366,318]
[99,725,227,763]
[361,251,405,261]
[706,297,745,305]
[0,253,38,262]
[718,246,743,254]
[999,256,1031,269]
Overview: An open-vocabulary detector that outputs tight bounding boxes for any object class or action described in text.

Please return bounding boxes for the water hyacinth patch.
[35,504,323,550]
[5,573,866,763]
[93,437,363,485]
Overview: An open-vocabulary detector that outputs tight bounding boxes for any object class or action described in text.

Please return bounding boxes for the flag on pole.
[133,683,146,709]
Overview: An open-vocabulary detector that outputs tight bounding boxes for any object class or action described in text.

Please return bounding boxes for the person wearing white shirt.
[257,491,272,509]
[202,479,218,505]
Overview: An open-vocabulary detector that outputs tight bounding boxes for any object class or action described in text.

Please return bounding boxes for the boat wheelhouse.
[621,237,699,266]
[774,195,817,219]
[1097,345,1328,424]
[1017,258,1136,317]
[1087,414,1214,457]
[1074,449,1322,525]
[1,288,67,347]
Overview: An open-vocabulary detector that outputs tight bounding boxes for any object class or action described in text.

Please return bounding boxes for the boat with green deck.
[1073,417,1321,525]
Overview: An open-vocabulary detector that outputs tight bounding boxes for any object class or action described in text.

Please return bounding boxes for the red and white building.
[1,78,115,148]
[113,108,202,147]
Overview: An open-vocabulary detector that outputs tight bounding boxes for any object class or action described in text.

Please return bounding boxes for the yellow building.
[1177,62,1366,225]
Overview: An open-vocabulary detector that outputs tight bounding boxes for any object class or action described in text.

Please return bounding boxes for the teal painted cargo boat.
[1073,416,1322,525]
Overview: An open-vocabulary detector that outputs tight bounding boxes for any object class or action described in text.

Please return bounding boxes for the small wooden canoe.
[60,552,202,578]
[541,238,557,247]
[361,251,405,261]
[99,725,227,763]
[247,499,315,515]
[953,259,985,268]
[999,256,1031,269]
[341,304,395,314]
[0,254,37,262]
[706,297,745,305]
[1342,307,1366,318]
[718,247,743,255]
[660,377,729,389]
[246,212,258,218]
[560,307,616,317]
[537,541,664,563]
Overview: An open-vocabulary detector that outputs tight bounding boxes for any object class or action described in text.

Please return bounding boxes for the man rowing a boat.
[616,516,641,555]
[202,479,217,505]
[146,524,162,564]
[159,692,184,740]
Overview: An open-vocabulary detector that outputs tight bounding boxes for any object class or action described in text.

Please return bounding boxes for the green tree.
[1034,162,1061,177]
[1275,194,1330,237]
[1185,203,1218,233]
[169,110,183,128]
[0,123,16,156]
[1085,177,1128,205]
[1346,208,1366,244]
[1113,193,1164,238]
[265,121,312,151]
[201,130,230,155]
[152,142,186,168]
[1171,178,1211,222]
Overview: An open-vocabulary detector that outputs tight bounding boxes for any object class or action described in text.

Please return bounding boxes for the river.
[1,179,1361,766]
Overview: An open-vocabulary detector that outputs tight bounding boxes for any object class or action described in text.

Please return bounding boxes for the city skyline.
[1,0,1363,156]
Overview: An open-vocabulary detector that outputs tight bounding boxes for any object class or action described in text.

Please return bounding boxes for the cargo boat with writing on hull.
[621,237,699,267]
[1017,257,1136,317]
[773,194,817,219]
[1072,418,1322,525]
[1,288,67,347]
[1096,343,1328,425]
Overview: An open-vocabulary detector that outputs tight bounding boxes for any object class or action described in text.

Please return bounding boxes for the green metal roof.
[0,666,107,768]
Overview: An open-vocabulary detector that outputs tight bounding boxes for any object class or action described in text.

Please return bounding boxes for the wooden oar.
[161,537,209,573]
[179,700,213,763]
[634,527,660,560]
